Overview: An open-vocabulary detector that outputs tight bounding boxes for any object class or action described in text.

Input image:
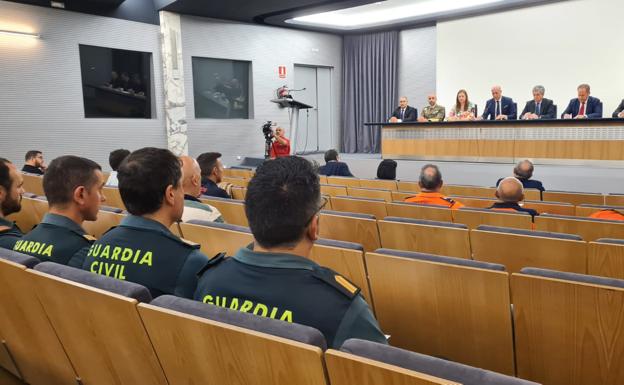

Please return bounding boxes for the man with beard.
[0,158,24,249]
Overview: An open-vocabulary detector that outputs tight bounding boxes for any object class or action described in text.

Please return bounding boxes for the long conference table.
[370,118,624,165]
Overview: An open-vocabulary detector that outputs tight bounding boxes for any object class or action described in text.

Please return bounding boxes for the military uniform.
[69,215,210,299]
[13,213,95,264]
[404,192,464,209]
[0,217,23,250]
[194,246,388,349]
[421,104,446,121]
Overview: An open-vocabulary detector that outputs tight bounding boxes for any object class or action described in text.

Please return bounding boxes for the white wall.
[398,26,437,113]
[0,0,166,168]
[436,0,624,117]
[180,16,343,165]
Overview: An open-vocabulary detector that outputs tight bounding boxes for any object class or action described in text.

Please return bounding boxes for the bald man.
[489,177,538,217]
[180,156,224,223]
[481,85,517,120]
[418,94,446,122]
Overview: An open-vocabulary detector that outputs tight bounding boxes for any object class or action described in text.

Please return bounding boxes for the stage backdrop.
[437,0,624,118]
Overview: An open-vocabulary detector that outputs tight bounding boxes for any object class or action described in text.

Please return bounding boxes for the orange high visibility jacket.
[404,192,465,210]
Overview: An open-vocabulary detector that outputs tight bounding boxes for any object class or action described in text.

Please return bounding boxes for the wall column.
[159,11,188,156]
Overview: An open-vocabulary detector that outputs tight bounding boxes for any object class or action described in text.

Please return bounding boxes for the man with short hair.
[197,152,230,199]
[562,84,603,119]
[0,158,24,249]
[404,164,464,209]
[22,150,46,175]
[496,159,545,192]
[489,177,538,217]
[269,126,291,159]
[318,149,354,177]
[520,85,556,120]
[14,156,104,264]
[69,147,210,299]
[106,149,130,187]
[418,94,446,122]
[481,85,517,120]
[389,96,418,123]
[180,156,223,223]
[194,156,387,348]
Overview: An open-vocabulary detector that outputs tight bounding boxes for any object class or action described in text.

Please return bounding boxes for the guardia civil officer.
[194,156,388,348]
[14,156,103,263]
[0,158,24,249]
[69,147,210,299]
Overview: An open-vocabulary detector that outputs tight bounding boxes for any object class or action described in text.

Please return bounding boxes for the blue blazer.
[561,96,603,118]
[482,96,517,120]
[318,161,354,177]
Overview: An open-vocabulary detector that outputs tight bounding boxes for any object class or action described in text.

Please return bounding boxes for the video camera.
[262,121,274,141]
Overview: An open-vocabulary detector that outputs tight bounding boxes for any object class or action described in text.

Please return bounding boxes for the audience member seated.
[589,208,624,221]
[0,158,24,249]
[106,148,130,187]
[318,149,354,177]
[489,177,538,217]
[194,156,387,348]
[69,147,210,299]
[520,85,557,120]
[197,152,231,199]
[404,164,464,209]
[22,150,46,175]
[389,96,417,122]
[448,89,476,121]
[496,159,545,192]
[481,85,517,120]
[562,83,603,119]
[14,156,104,264]
[376,159,397,180]
[180,156,224,223]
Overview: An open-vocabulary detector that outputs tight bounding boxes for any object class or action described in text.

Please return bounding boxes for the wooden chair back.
[28,269,168,385]
[365,251,515,375]
[449,196,497,208]
[512,272,624,385]
[223,168,254,179]
[444,185,497,199]
[391,191,415,201]
[21,174,44,196]
[522,200,575,216]
[377,220,471,259]
[605,194,624,206]
[347,187,393,202]
[330,196,387,219]
[327,176,361,188]
[221,176,249,188]
[200,198,248,227]
[7,197,48,232]
[319,175,328,184]
[588,241,624,279]
[535,215,624,241]
[359,179,398,191]
[386,202,453,223]
[542,191,604,206]
[470,229,587,274]
[82,210,125,238]
[321,184,349,197]
[102,187,126,210]
[575,204,624,217]
[178,222,253,256]
[453,209,533,230]
[319,212,381,252]
[397,180,420,192]
[138,303,329,385]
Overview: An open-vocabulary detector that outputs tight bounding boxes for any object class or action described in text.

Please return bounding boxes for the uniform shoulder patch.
[197,252,227,277]
[82,234,97,242]
[312,267,360,299]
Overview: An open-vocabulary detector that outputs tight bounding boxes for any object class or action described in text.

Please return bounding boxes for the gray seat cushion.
[540,213,624,224]
[341,339,539,385]
[520,267,624,289]
[547,190,602,195]
[34,262,152,302]
[100,205,124,213]
[316,238,364,251]
[320,210,375,220]
[0,248,40,268]
[335,195,385,203]
[200,195,244,204]
[476,225,582,241]
[383,217,467,229]
[23,192,37,198]
[186,219,251,233]
[374,248,505,272]
[459,207,531,216]
[151,295,327,350]
[596,238,624,245]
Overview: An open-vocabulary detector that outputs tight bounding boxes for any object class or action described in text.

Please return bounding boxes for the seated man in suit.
[496,159,545,192]
[0,158,24,249]
[480,85,517,120]
[389,96,417,122]
[318,149,354,177]
[562,83,602,119]
[612,98,624,118]
[520,85,556,120]
[489,177,538,218]
[14,156,104,264]
[404,164,464,209]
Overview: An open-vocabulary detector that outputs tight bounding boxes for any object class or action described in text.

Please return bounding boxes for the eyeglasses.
[305,196,328,226]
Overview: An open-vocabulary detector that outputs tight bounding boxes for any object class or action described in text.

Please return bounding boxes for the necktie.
[536,103,541,116]
[495,100,500,118]
[578,102,585,116]
[401,109,405,120]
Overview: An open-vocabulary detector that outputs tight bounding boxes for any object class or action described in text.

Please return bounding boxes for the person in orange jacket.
[404,164,464,209]
[590,209,624,221]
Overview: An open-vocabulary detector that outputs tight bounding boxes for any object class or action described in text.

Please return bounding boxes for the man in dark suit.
[520,85,556,120]
[480,85,517,120]
[496,159,545,192]
[612,99,624,118]
[389,96,417,122]
[318,149,354,177]
[562,84,602,119]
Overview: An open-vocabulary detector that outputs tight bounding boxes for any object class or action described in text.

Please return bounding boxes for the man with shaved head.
[180,156,223,223]
[404,164,464,209]
[418,94,446,122]
[481,85,517,120]
[489,177,538,217]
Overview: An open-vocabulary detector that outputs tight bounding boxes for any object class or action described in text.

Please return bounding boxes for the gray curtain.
[342,31,399,153]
